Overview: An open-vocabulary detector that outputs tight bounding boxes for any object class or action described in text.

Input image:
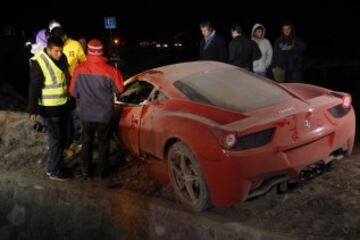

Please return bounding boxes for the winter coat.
[251,24,273,73]
[27,49,70,117]
[199,32,227,62]
[228,35,261,70]
[69,55,124,123]
[30,29,47,56]
[272,27,306,72]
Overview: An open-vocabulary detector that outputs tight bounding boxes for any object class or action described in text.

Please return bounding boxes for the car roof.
[131,61,238,99]
[152,61,236,82]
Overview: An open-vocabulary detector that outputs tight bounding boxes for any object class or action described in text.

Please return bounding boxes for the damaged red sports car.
[114,61,355,212]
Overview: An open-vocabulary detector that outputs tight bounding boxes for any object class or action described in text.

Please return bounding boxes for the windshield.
[173,69,293,112]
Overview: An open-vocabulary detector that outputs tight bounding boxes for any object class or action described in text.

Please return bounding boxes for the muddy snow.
[1,109,360,239]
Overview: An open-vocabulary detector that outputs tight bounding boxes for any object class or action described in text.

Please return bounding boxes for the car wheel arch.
[163,135,202,161]
[167,141,212,211]
[163,137,181,160]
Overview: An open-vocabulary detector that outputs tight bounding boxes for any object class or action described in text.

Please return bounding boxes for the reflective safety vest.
[31,52,68,106]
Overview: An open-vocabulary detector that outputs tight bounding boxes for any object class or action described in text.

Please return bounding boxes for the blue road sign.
[104,17,116,29]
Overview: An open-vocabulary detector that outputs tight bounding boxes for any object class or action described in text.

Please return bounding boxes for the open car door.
[115,80,154,155]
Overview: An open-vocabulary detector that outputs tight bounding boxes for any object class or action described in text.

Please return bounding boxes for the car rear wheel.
[167,142,211,212]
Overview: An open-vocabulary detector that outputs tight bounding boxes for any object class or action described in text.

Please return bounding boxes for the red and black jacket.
[69,55,124,123]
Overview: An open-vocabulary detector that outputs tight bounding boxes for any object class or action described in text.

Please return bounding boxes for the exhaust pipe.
[248,175,289,199]
[299,162,328,180]
[300,149,345,181]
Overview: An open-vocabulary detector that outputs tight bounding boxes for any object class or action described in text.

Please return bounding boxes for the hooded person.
[28,20,61,56]
[29,29,49,56]
[251,23,273,77]
[48,19,61,32]
[272,21,306,83]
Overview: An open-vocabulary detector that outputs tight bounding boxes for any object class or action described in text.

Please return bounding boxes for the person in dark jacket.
[228,24,262,71]
[272,21,306,83]
[199,21,227,62]
[28,36,72,181]
[69,39,124,179]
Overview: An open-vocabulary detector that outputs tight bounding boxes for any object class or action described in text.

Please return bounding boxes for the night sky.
[0,1,359,106]
[1,1,359,58]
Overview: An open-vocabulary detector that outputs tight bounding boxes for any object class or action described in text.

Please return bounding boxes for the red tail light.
[342,94,352,108]
[212,128,275,151]
[331,92,352,109]
[212,128,237,150]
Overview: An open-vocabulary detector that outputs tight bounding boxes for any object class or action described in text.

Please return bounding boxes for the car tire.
[167,142,211,212]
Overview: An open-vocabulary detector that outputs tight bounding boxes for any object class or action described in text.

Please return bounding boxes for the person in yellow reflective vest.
[27,36,72,181]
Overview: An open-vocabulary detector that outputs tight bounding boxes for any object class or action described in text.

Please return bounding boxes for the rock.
[154,225,166,236]
[0,225,12,240]
[7,205,26,226]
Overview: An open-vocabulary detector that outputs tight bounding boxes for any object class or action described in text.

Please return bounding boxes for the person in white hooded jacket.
[251,23,273,77]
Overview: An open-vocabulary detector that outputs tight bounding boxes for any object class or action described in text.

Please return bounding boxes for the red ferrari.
[115,61,355,211]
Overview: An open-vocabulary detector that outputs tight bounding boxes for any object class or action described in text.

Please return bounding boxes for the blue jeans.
[43,115,68,174]
[254,72,267,77]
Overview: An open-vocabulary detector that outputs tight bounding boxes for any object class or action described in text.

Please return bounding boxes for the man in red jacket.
[69,39,124,179]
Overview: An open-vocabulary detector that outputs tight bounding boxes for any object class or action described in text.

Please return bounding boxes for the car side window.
[149,90,168,102]
[118,80,154,105]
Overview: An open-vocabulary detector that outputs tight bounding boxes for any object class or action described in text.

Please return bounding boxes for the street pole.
[109,28,113,44]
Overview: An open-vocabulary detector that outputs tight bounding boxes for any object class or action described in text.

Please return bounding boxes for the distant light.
[163,43,169,48]
[156,43,161,48]
[113,38,120,45]
[139,41,151,47]
[174,43,183,47]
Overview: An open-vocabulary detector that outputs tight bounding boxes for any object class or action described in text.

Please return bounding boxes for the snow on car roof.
[150,61,236,83]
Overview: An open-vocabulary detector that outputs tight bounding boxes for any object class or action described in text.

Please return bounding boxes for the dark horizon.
[1,1,360,110]
[1,2,359,57]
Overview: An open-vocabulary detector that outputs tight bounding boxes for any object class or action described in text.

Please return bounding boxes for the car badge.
[304,120,311,129]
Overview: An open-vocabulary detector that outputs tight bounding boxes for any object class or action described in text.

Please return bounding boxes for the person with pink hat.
[69,39,124,179]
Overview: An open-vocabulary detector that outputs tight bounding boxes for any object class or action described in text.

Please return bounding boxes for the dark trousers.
[81,121,112,176]
[65,111,75,149]
[287,70,304,83]
[43,115,68,174]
